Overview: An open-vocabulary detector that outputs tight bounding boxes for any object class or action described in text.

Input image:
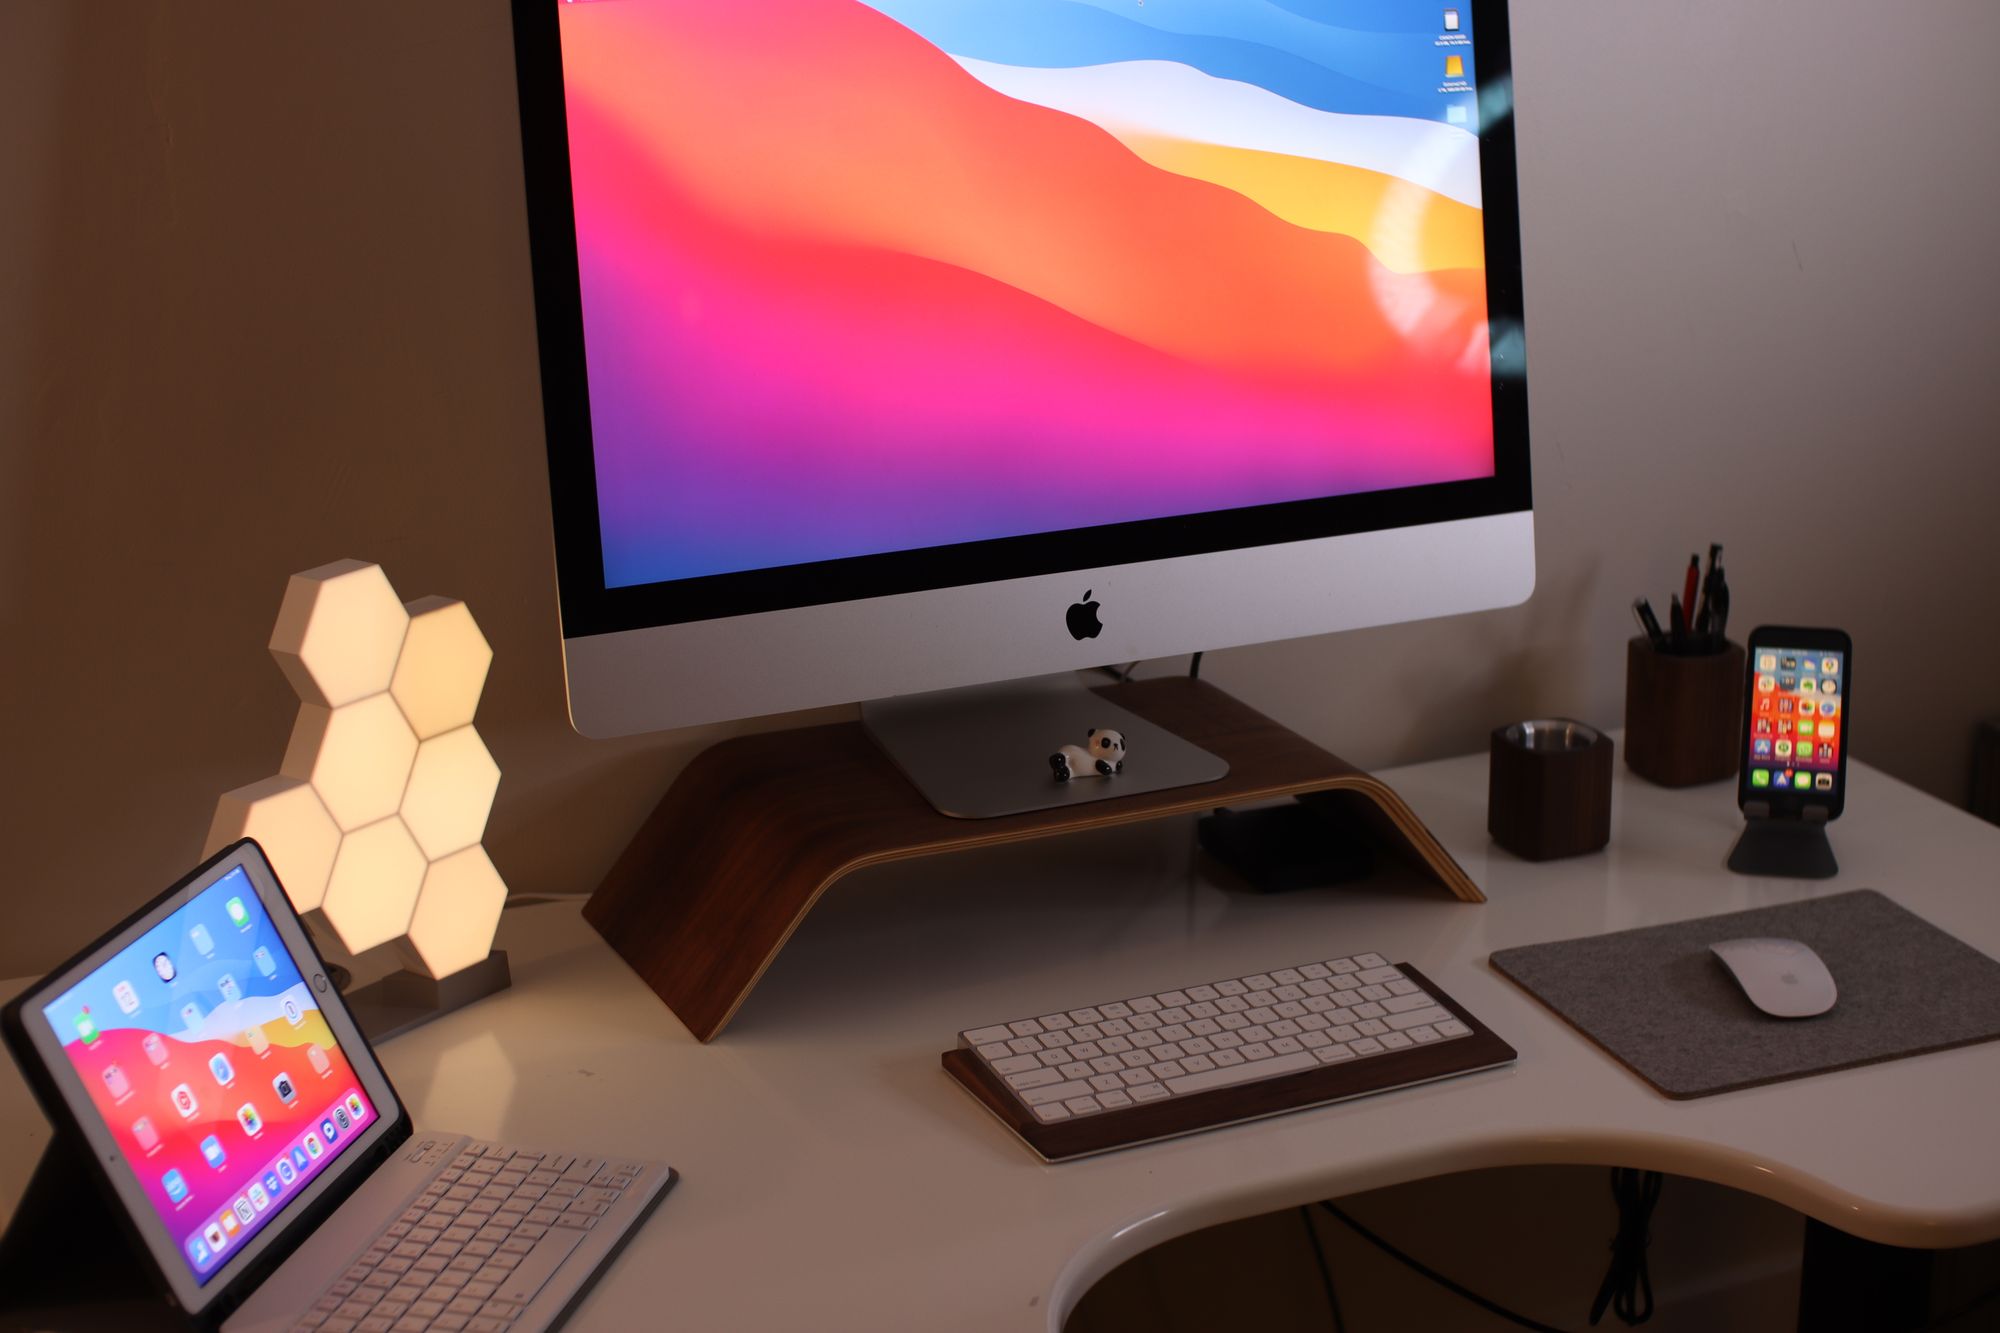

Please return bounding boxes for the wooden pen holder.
[1623,636,1744,787]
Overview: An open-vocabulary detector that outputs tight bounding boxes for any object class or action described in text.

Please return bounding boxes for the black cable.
[1317,1199,1574,1333]
[1923,1278,2000,1331]
[1298,1205,1347,1333]
[1589,1169,1662,1326]
[1188,651,1204,679]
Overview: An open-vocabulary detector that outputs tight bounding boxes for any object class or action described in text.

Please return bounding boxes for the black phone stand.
[1726,802,1838,880]
[0,1133,187,1331]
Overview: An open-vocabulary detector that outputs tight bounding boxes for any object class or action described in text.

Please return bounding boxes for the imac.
[510,0,1532,817]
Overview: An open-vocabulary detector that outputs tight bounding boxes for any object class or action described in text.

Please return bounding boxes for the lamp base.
[340,951,512,1043]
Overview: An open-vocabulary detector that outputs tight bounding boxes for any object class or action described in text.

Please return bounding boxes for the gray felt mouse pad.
[1489,889,2000,1099]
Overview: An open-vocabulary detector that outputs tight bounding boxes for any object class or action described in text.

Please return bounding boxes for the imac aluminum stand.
[862,673,1230,818]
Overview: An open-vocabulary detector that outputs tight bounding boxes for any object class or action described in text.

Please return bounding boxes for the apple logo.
[1066,590,1103,641]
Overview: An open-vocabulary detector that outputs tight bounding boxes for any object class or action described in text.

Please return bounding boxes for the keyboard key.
[1354,953,1387,968]
[1166,1050,1316,1094]
[966,1025,1012,1045]
[1021,1079,1092,1107]
[1409,1026,1440,1043]
[1065,1096,1102,1115]
[1387,1007,1452,1031]
[992,1054,1040,1075]
[1436,1019,1471,1038]
[1006,1067,1060,1090]
[1009,1019,1044,1036]
[1130,1083,1169,1102]
[1357,967,1401,984]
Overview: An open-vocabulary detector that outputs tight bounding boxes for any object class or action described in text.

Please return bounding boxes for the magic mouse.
[1710,937,1838,1018]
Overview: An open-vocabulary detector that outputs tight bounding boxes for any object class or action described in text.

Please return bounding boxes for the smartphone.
[1739,625,1851,818]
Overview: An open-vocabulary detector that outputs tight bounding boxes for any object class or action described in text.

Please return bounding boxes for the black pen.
[1632,597,1666,650]
[1668,595,1687,651]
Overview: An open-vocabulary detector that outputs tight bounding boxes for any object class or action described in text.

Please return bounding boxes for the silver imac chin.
[562,510,1535,740]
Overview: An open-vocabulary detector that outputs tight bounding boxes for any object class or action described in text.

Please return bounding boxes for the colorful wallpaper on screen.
[41,867,380,1283]
[1746,647,1846,795]
[557,0,1494,587]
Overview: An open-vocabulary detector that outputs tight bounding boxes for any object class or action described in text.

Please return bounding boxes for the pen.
[1669,595,1686,651]
[1633,597,1666,650]
[1682,555,1699,628]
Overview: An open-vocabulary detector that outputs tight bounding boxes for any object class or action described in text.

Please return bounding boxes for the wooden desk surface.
[6,747,1999,1331]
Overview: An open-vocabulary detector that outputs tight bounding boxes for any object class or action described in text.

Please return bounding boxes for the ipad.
[2,840,411,1323]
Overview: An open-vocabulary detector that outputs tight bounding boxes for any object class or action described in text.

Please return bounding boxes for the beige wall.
[3,2,1997,977]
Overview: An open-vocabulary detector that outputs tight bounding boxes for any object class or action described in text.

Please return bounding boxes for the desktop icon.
[1752,738,1772,758]
[1775,740,1793,759]
[163,1168,189,1204]
[1759,653,1777,671]
[102,1064,132,1101]
[143,1032,170,1067]
[1443,8,1460,31]
[1820,723,1838,743]
[204,1222,227,1252]
[244,1025,270,1056]
[1755,695,1774,715]
[1823,657,1839,674]
[226,896,251,930]
[1750,769,1771,788]
[1822,678,1837,694]
[1816,773,1834,790]
[263,1169,283,1197]
[1754,718,1772,735]
[237,1103,264,1137]
[1821,700,1838,717]
[345,1092,365,1120]
[171,1083,199,1118]
[186,1234,211,1267]
[1778,698,1794,714]
[1820,743,1836,761]
[1757,674,1776,693]
[333,1105,351,1132]
[1781,656,1798,670]
[233,1197,255,1226]
[201,1134,228,1169]
[277,1156,297,1185]
[217,973,242,1004]
[320,1117,339,1145]
[217,1212,237,1240]
[189,924,216,957]
[304,1132,324,1159]
[306,1044,331,1076]
[253,946,278,978]
[1444,54,1464,77]
[113,979,142,1015]
[1798,719,1816,737]
[181,999,205,1029]
[1779,675,1796,692]
[248,1182,269,1212]
[153,952,177,983]
[132,1116,161,1153]
[74,1008,98,1045]
[209,1051,236,1086]
[283,997,305,1028]
[273,1071,298,1104]
[1446,103,1469,125]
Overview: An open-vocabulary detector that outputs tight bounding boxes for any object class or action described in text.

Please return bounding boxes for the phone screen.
[1745,643,1846,799]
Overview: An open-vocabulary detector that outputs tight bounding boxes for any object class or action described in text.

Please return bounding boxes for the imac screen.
[553,0,1499,589]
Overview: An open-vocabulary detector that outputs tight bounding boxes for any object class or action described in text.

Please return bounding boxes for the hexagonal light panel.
[281,694,419,831]
[398,846,508,980]
[391,597,493,740]
[203,777,342,913]
[269,559,410,708]
[213,561,509,992]
[320,816,427,954]
[401,726,501,860]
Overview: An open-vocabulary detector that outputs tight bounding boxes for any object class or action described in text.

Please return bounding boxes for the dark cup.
[1623,637,1745,787]
[1488,718,1614,861]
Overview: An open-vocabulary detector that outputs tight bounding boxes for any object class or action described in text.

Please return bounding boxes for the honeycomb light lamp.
[205,559,510,1039]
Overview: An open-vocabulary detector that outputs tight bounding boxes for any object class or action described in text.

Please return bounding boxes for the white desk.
[6,749,1999,1330]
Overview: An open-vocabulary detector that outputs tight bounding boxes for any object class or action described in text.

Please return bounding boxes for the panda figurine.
[1050,728,1126,782]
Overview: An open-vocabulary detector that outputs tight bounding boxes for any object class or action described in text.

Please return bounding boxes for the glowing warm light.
[391,597,494,739]
[268,559,410,708]
[321,816,427,954]
[281,694,419,831]
[401,726,501,860]
[399,846,508,980]
[210,563,508,973]
[203,777,341,913]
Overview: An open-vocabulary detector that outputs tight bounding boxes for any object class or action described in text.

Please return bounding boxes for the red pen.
[1682,555,1699,623]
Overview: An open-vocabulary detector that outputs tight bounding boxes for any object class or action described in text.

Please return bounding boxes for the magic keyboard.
[943,953,1515,1161]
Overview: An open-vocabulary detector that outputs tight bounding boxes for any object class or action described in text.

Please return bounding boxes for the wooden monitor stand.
[584,677,1483,1041]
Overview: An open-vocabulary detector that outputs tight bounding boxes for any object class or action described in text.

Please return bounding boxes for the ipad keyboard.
[943,954,1515,1161]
